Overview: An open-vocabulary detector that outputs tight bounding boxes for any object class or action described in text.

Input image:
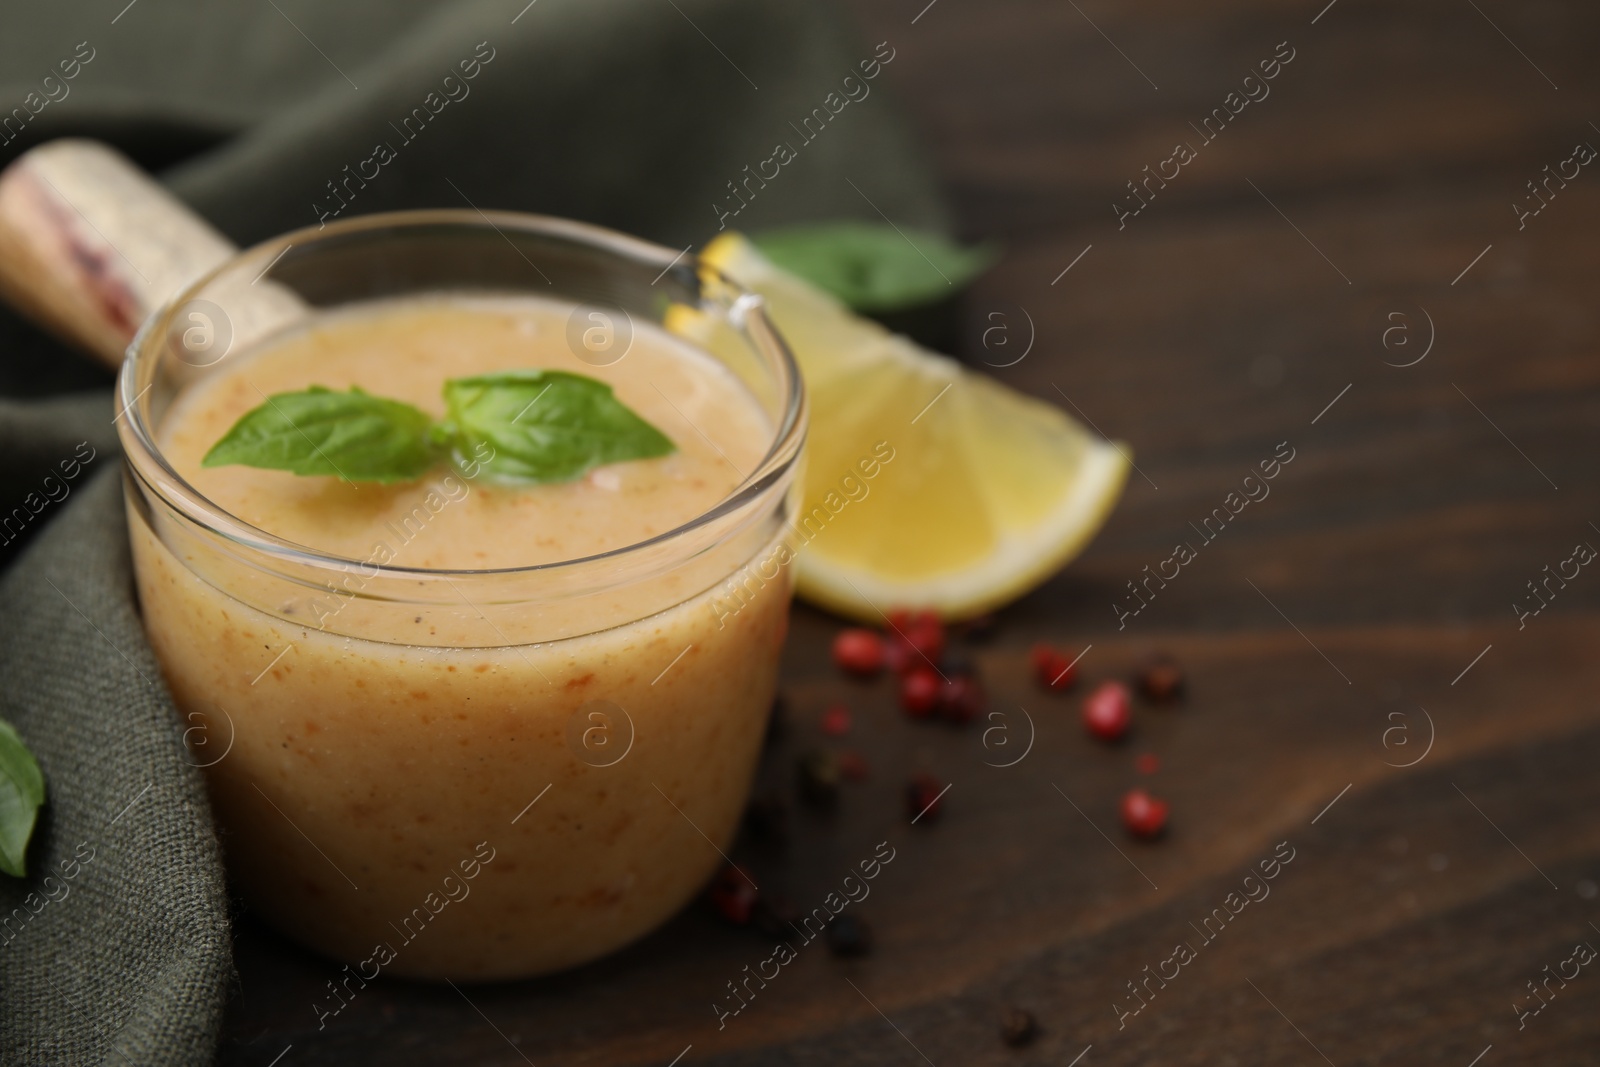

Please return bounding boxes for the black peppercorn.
[999,1007,1038,1047]
[1137,654,1185,703]
[742,792,789,846]
[826,913,873,957]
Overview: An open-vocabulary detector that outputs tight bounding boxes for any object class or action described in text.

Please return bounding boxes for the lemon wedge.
[690,233,1129,622]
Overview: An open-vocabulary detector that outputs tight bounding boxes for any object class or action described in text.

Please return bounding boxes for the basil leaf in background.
[202,386,440,484]
[443,370,675,484]
[0,719,45,878]
[750,222,997,312]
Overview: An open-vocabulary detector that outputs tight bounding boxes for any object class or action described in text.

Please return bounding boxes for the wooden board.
[218,0,1600,1062]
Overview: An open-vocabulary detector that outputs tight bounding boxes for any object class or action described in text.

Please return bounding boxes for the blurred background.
[2,0,1599,1064]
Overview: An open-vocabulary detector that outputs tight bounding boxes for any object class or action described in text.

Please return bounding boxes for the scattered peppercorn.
[1137,653,1185,703]
[796,750,840,811]
[821,702,852,736]
[1135,752,1160,776]
[832,628,886,677]
[837,750,870,782]
[826,913,874,957]
[907,772,947,823]
[939,674,986,725]
[900,667,942,718]
[885,637,914,676]
[708,864,759,925]
[1120,788,1169,839]
[1083,680,1132,742]
[1030,643,1078,690]
[909,610,946,664]
[999,1007,1039,1048]
[888,608,945,672]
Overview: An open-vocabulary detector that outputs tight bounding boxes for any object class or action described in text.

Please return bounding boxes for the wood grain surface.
[218,1,1600,1063]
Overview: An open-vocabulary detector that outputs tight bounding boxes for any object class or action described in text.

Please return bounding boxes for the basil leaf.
[0,719,44,878]
[750,222,996,312]
[202,386,439,484]
[443,370,675,484]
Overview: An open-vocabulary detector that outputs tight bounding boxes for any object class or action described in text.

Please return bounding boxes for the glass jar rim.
[116,208,806,581]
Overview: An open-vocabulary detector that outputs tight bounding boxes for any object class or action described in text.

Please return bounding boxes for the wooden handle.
[0,139,239,369]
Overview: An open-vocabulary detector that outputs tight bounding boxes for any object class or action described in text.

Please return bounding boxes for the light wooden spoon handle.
[0,139,239,369]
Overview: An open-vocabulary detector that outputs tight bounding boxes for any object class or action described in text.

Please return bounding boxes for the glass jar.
[115,212,805,980]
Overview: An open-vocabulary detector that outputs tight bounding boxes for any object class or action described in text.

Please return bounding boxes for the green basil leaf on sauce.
[202,386,439,484]
[443,370,675,485]
[0,719,45,878]
[750,222,997,312]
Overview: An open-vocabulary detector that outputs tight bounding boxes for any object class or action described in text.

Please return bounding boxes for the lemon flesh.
[692,234,1129,622]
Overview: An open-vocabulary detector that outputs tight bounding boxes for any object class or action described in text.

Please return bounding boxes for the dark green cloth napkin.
[0,1,946,1063]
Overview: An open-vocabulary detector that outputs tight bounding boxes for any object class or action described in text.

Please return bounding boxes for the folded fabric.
[0,1,947,1062]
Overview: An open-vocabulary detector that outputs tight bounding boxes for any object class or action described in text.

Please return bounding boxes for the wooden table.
[219,1,1600,1062]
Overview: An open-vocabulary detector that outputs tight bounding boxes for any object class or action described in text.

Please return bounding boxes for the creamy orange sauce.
[160,297,769,568]
[130,296,791,979]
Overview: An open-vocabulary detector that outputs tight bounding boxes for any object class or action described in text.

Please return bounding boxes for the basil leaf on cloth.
[0,719,44,878]
[443,370,675,485]
[750,222,995,312]
[202,386,439,483]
